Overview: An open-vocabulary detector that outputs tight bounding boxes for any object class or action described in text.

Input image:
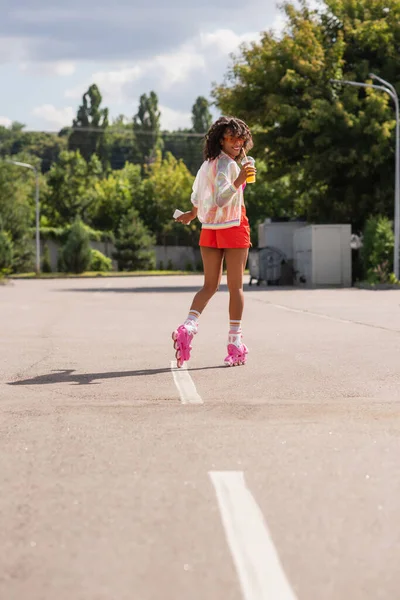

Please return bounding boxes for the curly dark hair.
[203,116,253,161]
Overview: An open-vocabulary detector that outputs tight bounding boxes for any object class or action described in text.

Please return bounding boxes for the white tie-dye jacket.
[190,151,244,229]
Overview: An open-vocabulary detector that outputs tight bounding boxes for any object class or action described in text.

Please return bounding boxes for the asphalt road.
[1,275,399,600]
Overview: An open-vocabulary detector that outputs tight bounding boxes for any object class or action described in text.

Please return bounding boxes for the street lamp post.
[6,160,41,275]
[330,75,400,279]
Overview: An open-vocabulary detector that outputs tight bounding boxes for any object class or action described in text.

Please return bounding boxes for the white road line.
[270,301,360,325]
[170,360,203,404]
[261,300,397,333]
[209,471,297,600]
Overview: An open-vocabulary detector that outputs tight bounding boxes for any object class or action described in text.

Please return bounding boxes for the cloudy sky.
[0,0,284,131]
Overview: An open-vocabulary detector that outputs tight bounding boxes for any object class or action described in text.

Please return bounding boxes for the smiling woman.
[172,115,256,369]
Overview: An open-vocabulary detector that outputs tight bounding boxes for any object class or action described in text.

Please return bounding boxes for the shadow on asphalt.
[8,366,226,386]
[56,284,293,294]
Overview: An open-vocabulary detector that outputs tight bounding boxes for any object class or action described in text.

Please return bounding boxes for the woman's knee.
[227,281,244,294]
[202,282,219,297]
[226,269,245,292]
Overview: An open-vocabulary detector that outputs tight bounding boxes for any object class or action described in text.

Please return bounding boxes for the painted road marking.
[170,360,203,404]
[209,471,297,600]
[258,299,397,333]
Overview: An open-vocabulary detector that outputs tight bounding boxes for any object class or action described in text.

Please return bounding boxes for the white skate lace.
[184,320,198,335]
[228,333,243,347]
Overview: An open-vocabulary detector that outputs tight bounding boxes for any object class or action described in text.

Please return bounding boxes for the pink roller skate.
[172,322,197,368]
[224,335,248,367]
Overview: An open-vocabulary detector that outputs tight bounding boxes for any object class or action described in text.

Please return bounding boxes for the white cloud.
[65,65,142,103]
[32,104,74,129]
[1,2,282,131]
[159,105,192,131]
[19,60,76,76]
[0,116,12,127]
[65,45,206,106]
[152,46,206,87]
[200,29,260,54]
[64,28,257,109]
[271,13,287,38]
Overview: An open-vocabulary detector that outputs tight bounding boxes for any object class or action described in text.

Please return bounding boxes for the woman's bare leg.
[190,247,224,314]
[224,248,249,320]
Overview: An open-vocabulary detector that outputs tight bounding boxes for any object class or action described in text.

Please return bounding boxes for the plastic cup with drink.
[241,152,256,184]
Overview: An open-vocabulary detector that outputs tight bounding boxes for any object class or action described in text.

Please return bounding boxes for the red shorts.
[199,207,251,249]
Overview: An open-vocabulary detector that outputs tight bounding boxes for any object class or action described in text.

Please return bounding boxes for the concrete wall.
[155,246,201,271]
[41,239,201,272]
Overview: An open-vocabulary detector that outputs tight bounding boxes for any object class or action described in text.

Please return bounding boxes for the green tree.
[243,161,307,243]
[86,168,134,233]
[45,150,102,226]
[61,218,92,273]
[191,96,212,133]
[133,91,163,164]
[0,128,67,173]
[162,97,212,174]
[69,84,109,164]
[361,215,394,280]
[161,129,201,175]
[136,151,197,244]
[213,0,400,232]
[0,159,36,272]
[113,208,156,271]
[103,115,140,170]
[120,162,145,209]
[0,229,13,271]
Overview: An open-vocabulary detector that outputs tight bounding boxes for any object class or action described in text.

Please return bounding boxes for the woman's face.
[220,129,245,159]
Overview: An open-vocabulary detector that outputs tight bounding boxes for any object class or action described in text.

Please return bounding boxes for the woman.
[173,116,255,367]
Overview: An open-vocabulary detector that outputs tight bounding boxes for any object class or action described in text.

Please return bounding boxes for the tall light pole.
[330,75,400,278]
[6,160,41,275]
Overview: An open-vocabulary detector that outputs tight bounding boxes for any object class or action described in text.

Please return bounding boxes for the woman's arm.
[177,206,197,224]
[215,160,252,207]
[176,165,201,224]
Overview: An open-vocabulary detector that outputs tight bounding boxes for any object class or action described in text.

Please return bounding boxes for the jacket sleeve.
[215,159,238,207]
[190,166,202,207]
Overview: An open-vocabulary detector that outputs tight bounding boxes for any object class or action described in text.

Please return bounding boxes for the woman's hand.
[176,210,196,225]
[234,161,256,188]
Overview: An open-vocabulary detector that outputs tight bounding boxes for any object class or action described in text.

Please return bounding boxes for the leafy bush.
[0,230,13,271]
[0,159,35,273]
[361,216,394,282]
[114,208,156,271]
[36,225,114,244]
[90,249,112,272]
[368,261,400,285]
[61,218,92,273]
